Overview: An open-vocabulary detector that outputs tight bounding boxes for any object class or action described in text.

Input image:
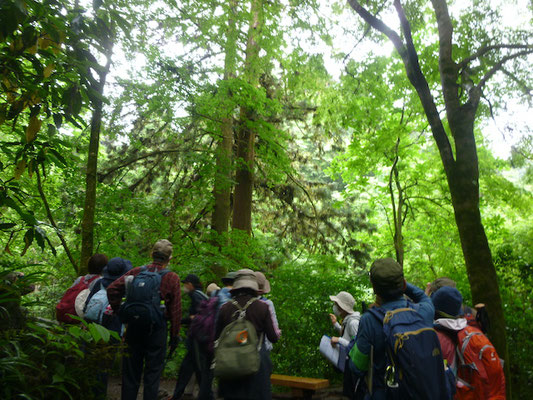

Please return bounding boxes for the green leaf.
[93,323,110,342]
[87,323,102,342]
[49,148,68,167]
[21,228,34,256]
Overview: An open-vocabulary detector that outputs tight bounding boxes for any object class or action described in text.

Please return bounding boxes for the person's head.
[255,271,271,295]
[206,283,220,297]
[221,271,237,288]
[103,257,132,281]
[151,239,173,264]
[329,291,355,317]
[87,253,108,275]
[431,286,463,319]
[369,258,406,302]
[426,277,456,296]
[230,269,259,297]
[183,273,202,292]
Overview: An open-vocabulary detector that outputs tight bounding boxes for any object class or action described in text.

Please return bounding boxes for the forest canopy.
[1,0,532,398]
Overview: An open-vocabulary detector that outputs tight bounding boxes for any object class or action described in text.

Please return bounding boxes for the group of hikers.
[328,258,505,400]
[55,239,505,400]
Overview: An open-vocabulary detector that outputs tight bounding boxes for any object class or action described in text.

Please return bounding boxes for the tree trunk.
[346,1,511,389]
[447,124,510,389]
[212,0,238,236]
[231,0,264,234]
[79,49,113,274]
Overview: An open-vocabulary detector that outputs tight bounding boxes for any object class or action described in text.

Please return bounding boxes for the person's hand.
[331,336,340,347]
[329,313,337,325]
[425,282,432,296]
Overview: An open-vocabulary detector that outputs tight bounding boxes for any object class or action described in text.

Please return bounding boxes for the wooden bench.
[271,374,329,399]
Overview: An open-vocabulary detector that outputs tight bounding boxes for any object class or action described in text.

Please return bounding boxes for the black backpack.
[119,266,169,329]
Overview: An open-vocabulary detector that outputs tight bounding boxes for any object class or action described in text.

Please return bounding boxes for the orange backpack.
[454,326,505,400]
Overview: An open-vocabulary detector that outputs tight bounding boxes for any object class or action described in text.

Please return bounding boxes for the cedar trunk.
[231,0,264,234]
[212,0,238,237]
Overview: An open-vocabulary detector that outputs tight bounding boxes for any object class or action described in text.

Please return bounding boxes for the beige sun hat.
[206,283,220,296]
[255,271,271,294]
[329,291,356,314]
[231,269,259,292]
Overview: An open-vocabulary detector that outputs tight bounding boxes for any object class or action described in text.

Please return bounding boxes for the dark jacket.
[181,289,208,325]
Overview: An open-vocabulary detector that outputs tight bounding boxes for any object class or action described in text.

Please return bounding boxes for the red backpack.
[56,275,100,324]
[454,325,505,400]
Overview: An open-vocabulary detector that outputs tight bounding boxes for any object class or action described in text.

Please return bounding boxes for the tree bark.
[231,0,264,234]
[212,0,238,236]
[79,45,113,274]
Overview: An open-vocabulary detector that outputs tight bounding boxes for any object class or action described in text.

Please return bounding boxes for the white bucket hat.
[329,291,355,314]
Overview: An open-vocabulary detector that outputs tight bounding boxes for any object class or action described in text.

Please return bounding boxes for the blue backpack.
[84,284,110,324]
[119,266,169,329]
[368,303,451,400]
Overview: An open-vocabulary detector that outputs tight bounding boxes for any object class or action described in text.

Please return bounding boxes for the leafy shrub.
[268,256,373,382]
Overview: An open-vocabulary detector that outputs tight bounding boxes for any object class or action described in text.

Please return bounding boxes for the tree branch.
[36,169,78,273]
[347,0,406,55]
[501,67,533,98]
[98,148,183,182]
[430,0,461,116]
[458,44,533,69]
[470,48,533,108]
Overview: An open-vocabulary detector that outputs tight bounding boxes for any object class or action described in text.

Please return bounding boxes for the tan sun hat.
[231,269,259,292]
[255,271,271,294]
[329,291,355,314]
[206,283,220,296]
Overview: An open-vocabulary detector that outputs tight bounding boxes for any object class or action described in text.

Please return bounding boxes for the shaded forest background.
[1,0,532,398]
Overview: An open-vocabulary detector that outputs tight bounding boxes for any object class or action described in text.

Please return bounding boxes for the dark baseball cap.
[369,258,405,297]
[183,273,201,286]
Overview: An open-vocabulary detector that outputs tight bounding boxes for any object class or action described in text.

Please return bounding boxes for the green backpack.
[213,297,263,379]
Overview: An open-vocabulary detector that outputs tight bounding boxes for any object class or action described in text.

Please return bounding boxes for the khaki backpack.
[213,297,263,379]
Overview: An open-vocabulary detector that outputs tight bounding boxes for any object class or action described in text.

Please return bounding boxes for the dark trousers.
[122,325,167,400]
[172,338,214,400]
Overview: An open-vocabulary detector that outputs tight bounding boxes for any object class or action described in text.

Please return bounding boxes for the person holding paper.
[329,291,361,348]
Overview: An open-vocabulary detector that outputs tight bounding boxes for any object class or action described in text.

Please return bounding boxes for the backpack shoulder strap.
[230,296,258,319]
[367,306,386,324]
[195,289,209,300]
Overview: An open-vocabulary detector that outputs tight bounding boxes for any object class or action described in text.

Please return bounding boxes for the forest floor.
[107,377,345,399]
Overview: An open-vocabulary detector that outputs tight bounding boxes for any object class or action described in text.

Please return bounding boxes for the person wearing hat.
[171,273,211,400]
[216,271,237,304]
[215,269,279,400]
[426,277,489,333]
[85,257,133,333]
[256,271,282,352]
[344,258,434,399]
[107,239,181,400]
[431,286,469,370]
[431,287,505,399]
[329,291,360,348]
